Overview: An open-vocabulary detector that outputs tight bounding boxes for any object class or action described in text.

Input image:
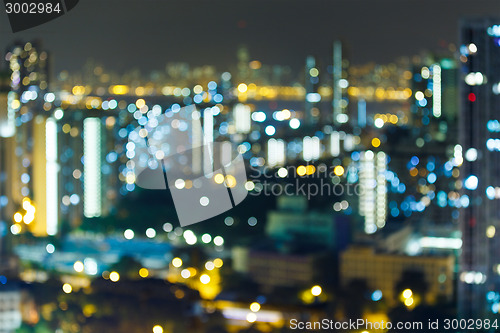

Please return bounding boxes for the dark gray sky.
[1,0,500,73]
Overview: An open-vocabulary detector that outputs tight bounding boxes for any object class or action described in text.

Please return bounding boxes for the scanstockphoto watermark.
[248,164,363,200]
[250,179,362,200]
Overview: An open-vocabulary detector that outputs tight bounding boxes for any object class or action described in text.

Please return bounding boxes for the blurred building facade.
[0,285,21,333]
[265,195,338,249]
[1,41,53,237]
[340,246,454,307]
[458,17,500,318]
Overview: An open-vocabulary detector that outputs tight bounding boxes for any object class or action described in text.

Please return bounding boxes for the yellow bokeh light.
[200,274,210,284]
[62,283,72,294]
[11,224,21,235]
[73,261,84,273]
[213,258,223,268]
[306,165,316,175]
[404,297,414,307]
[311,285,322,296]
[249,60,262,70]
[333,165,344,177]
[237,83,248,93]
[13,212,22,223]
[297,165,307,176]
[172,257,183,268]
[126,174,136,184]
[135,87,145,96]
[250,302,261,312]
[152,325,163,333]
[214,173,224,184]
[83,304,97,317]
[372,138,381,148]
[110,85,129,95]
[22,199,32,210]
[139,268,149,278]
[11,100,20,109]
[487,226,496,238]
[187,267,197,276]
[23,213,34,224]
[224,175,237,188]
[135,99,146,109]
[109,271,120,282]
[402,289,413,299]
[193,85,203,94]
[72,86,85,95]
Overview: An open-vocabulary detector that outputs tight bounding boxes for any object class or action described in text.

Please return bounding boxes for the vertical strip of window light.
[46,117,58,235]
[83,118,102,218]
[433,64,442,117]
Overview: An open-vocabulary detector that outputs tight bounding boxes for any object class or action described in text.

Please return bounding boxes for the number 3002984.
[5,2,62,14]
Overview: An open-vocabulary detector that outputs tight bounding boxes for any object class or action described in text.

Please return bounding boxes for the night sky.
[1,0,500,73]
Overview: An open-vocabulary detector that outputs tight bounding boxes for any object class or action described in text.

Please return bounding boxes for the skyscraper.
[3,41,52,237]
[332,41,350,125]
[458,18,500,318]
[359,150,387,234]
[0,69,12,268]
[305,55,320,125]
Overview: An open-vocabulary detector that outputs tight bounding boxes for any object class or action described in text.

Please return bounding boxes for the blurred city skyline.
[1,3,500,332]
[1,0,500,73]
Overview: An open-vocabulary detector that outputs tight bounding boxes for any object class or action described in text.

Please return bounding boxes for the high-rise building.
[0,285,21,333]
[332,41,349,125]
[237,45,250,82]
[3,41,53,237]
[55,101,129,226]
[359,150,387,234]
[265,196,337,249]
[0,70,13,267]
[305,55,320,125]
[247,249,329,289]
[458,18,500,318]
[341,246,454,307]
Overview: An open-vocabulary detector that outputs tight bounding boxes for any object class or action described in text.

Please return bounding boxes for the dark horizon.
[1,0,500,74]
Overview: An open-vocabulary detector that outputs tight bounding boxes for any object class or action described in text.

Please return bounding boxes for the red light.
[468,93,476,102]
